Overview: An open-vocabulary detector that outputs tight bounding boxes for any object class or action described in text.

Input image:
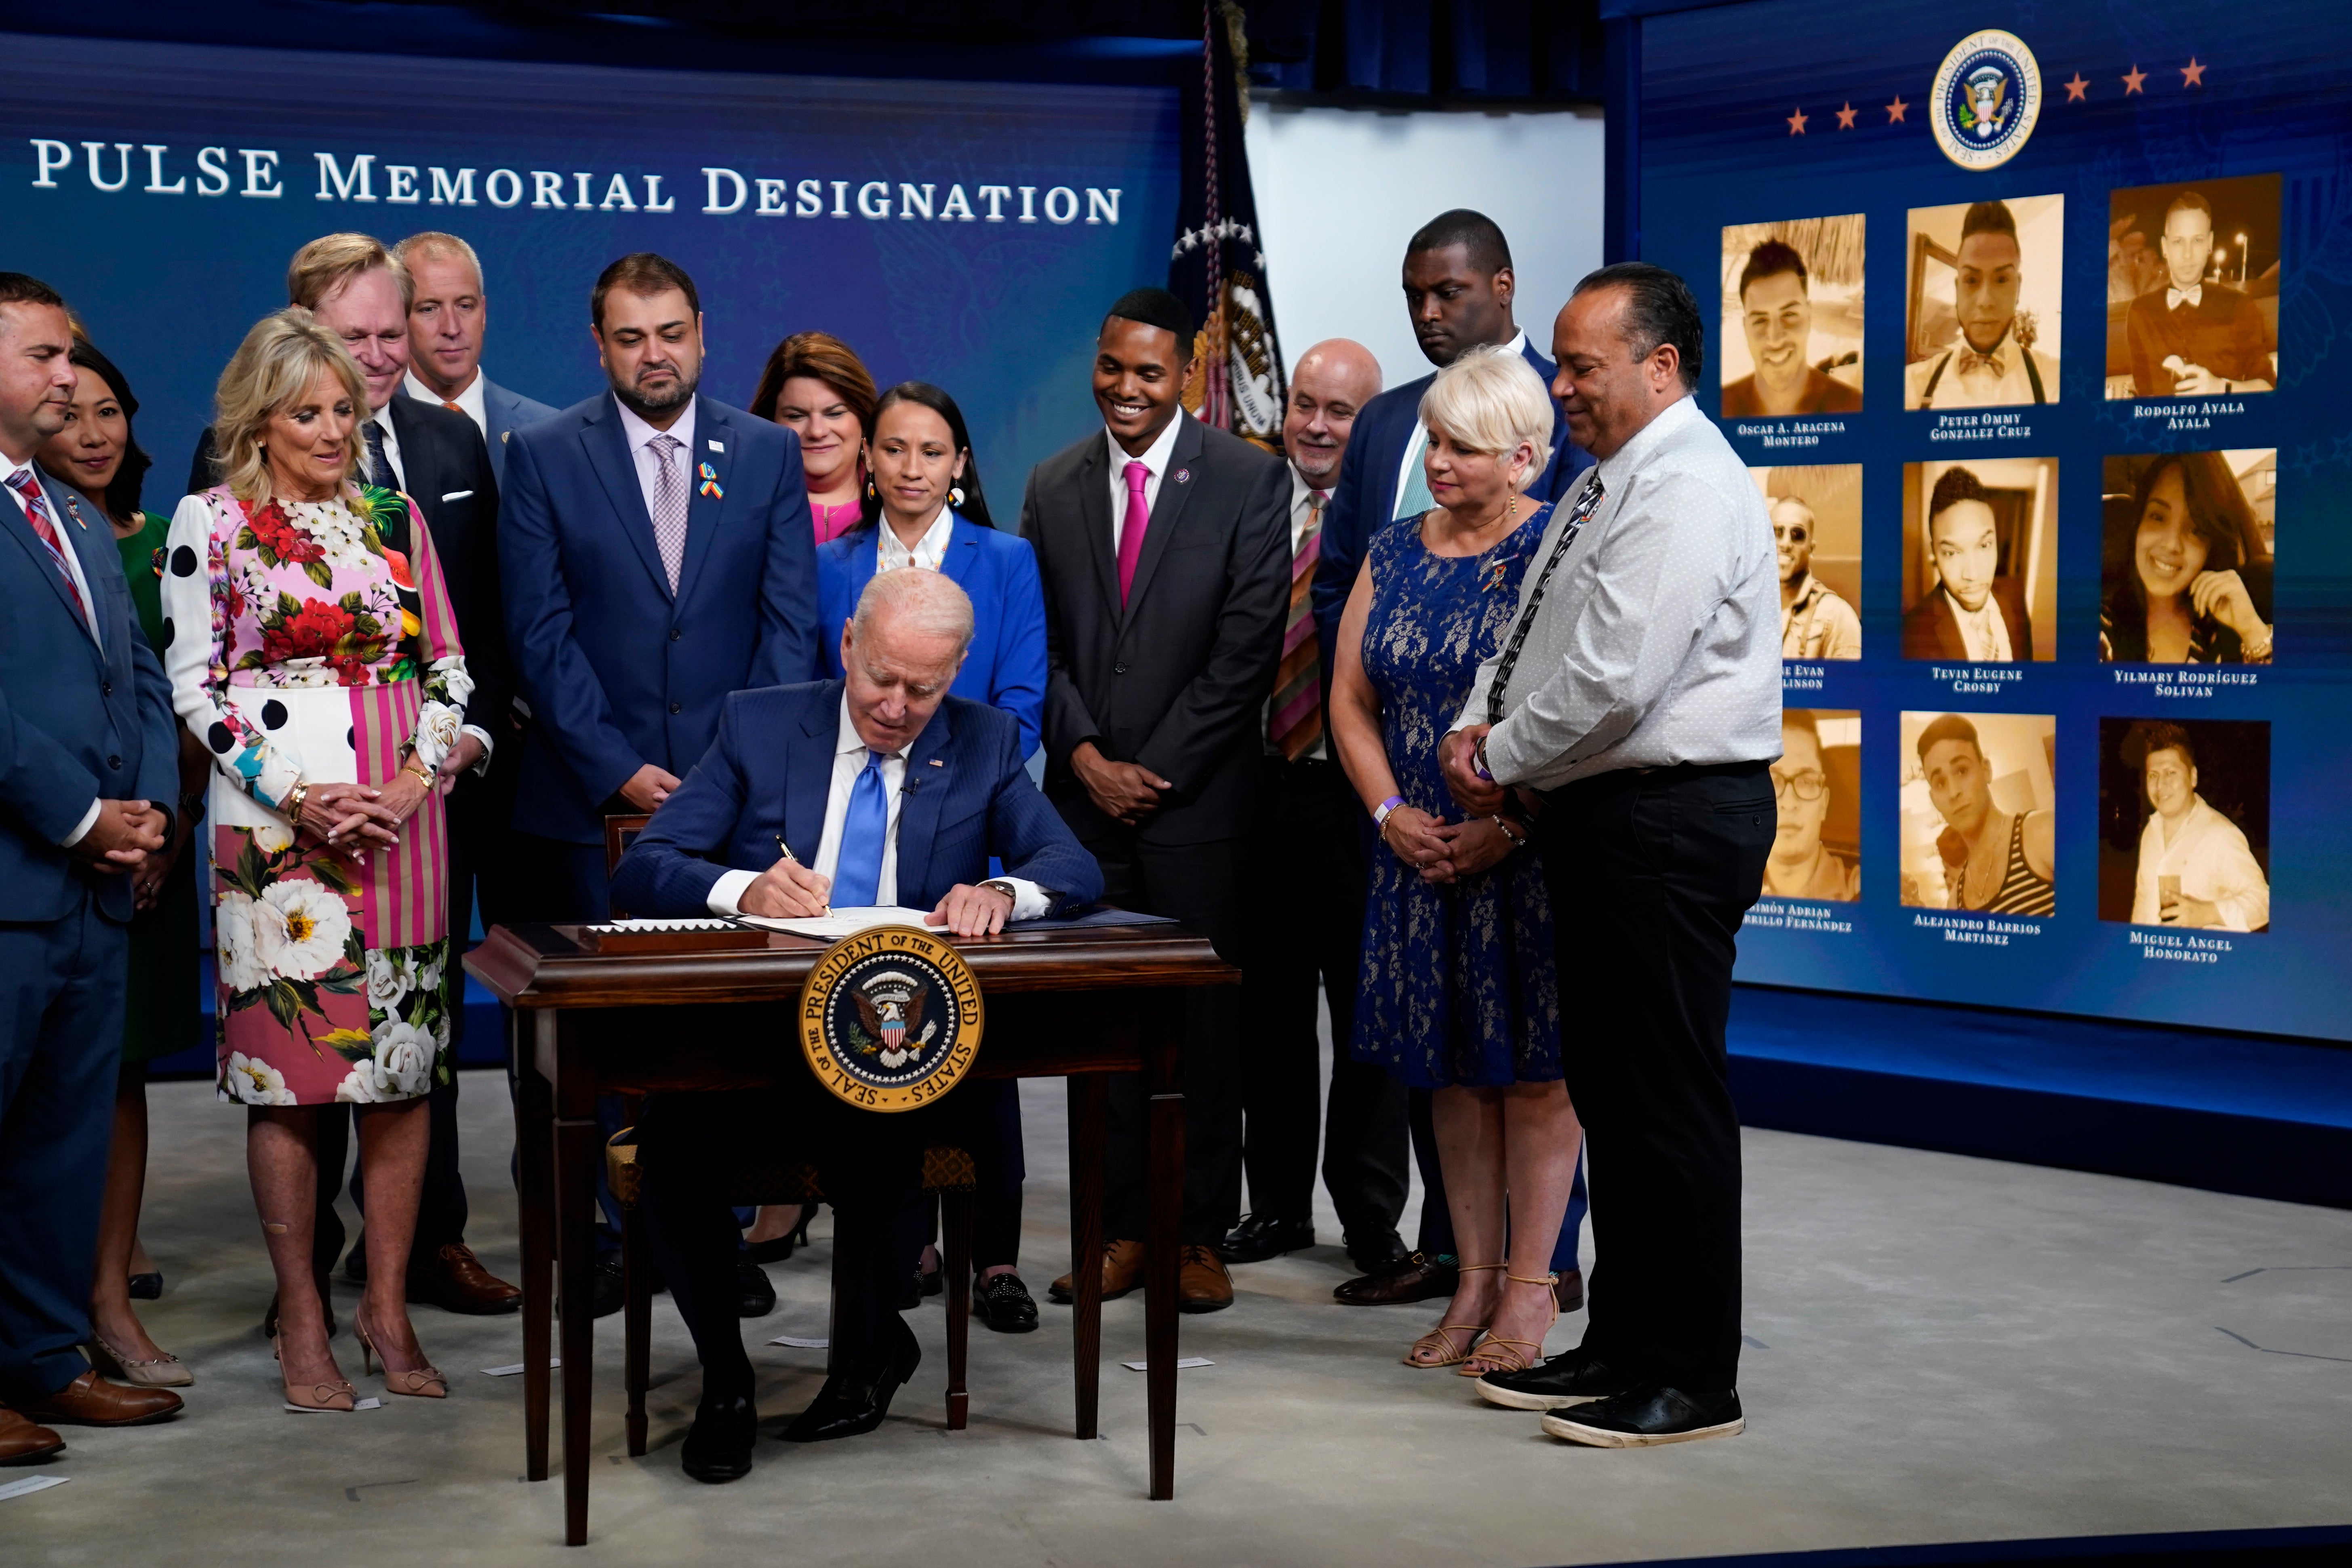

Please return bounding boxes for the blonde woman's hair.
[392,230,483,291]
[285,232,409,311]
[213,309,370,503]
[1418,343,1556,493]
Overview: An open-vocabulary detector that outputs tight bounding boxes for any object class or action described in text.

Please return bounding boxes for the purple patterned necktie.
[647,433,687,593]
[7,469,91,635]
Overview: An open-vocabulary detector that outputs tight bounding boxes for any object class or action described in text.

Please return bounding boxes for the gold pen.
[774,834,831,917]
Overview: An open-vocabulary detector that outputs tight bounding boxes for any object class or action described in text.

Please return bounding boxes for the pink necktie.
[1116,460,1150,608]
[6,469,91,635]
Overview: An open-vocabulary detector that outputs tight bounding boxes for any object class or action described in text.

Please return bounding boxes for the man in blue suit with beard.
[1306,210,1594,1311]
[611,568,1101,1483]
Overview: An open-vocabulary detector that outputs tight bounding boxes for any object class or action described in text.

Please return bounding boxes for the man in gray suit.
[0,273,184,1455]
[396,230,559,484]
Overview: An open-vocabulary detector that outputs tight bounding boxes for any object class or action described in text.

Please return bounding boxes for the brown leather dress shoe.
[410,1244,524,1314]
[1047,1238,1147,1305]
[1333,1251,1459,1306]
[1554,1268,1585,1313]
[1177,1245,1234,1313]
[20,1369,182,1427]
[0,1407,65,1464]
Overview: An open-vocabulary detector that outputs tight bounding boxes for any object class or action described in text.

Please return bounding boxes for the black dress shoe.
[738,1261,777,1318]
[900,1259,944,1310]
[1343,1231,1411,1276]
[586,1254,627,1320]
[680,1389,758,1483]
[971,1273,1038,1334]
[1474,1348,1638,1410]
[126,1272,162,1301]
[781,1318,920,1443]
[1553,1268,1584,1313]
[1217,1213,1315,1265]
[1540,1385,1743,1447]
[1332,1252,1457,1305]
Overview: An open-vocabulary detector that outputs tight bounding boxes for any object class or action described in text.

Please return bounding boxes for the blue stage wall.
[4,31,1181,504]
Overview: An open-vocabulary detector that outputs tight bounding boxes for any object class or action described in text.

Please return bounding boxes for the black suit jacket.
[188,403,511,740]
[1900,576,2035,662]
[1021,414,1291,846]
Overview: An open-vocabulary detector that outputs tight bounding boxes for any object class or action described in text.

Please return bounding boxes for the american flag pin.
[928,758,945,766]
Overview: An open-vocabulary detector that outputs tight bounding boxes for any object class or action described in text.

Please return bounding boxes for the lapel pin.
[708,439,724,453]
[501,431,511,443]
[1174,467,1191,484]
[928,758,945,766]
[698,462,724,500]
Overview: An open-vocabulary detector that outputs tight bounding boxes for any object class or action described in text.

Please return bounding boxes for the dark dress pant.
[0,894,127,1400]
[1230,757,1409,1244]
[1088,826,1245,1246]
[1535,761,1773,1394]
[638,1082,929,1389]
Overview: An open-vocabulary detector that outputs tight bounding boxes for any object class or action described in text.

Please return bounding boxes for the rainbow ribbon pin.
[698,461,723,500]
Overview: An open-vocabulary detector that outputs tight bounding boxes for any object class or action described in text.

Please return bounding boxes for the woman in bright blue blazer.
[813,380,1049,1332]
[815,382,1046,759]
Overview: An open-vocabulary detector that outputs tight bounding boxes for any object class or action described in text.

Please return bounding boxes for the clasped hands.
[294,771,431,862]
[739,855,1017,937]
[1071,741,1170,827]
[70,798,168,877]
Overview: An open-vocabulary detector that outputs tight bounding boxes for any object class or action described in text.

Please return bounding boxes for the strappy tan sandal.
[1459,1271,1560,1377]
[1403,1263,1503,1368]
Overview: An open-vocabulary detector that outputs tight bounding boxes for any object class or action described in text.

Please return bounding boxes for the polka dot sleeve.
[162,490,304,812]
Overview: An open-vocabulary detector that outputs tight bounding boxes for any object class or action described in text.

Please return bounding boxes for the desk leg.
[1144,1005,1185,1502]
[518,1008,553,1484]
[1066,1072,1107,1440]
[552,1012,600,1547]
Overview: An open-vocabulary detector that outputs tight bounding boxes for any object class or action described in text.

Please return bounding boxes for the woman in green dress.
[39,341,207,1387]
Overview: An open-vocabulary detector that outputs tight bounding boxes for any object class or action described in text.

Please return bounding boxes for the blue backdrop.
[1636,0,2351,1040]
[4,30,1181,504]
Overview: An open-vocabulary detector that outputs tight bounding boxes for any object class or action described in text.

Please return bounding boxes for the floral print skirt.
[213,677,453,1107]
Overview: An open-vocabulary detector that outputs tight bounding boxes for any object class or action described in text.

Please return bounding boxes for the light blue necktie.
[831,751,889,908]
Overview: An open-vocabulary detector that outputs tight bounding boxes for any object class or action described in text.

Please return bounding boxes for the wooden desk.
[466,920,1238,1547]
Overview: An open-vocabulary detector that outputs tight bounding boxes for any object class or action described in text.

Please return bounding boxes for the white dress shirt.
[4,453,105,845]
[876,504,955,572]
[1946,588,2014,662]
[2131,796,2270,931]
[706,697,1052,919]
[1395,329,1527,520]
[1104,410,1187,550]
[1456,394,1783,789]
[615,397,698,522]
[404,368,488,445]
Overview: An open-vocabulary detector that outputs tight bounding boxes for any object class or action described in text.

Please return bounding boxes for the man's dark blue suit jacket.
[499,391,821,844]
[0,465,177,924]
[1309,337,1594,666]
[610,681,1103,919]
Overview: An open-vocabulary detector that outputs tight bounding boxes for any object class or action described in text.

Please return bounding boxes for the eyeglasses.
[1772,770,1826,801]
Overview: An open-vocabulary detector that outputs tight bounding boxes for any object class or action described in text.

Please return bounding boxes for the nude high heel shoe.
[87,1329,194,1389]
[354,1309,447,1399]
[273,1332,356,1413]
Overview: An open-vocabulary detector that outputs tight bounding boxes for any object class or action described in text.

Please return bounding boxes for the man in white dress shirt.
[1904,200,2060,410]
[2130,726,2269,930]
[1440,262,1780,1447]
[393,231,558,484]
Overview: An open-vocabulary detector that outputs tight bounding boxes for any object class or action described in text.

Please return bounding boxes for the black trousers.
[1536,762,1773,1394]
[1228,758,1409,1244]
[1088,827,1244,1246]
[927,1078,1025,1269]
[638,1082,930,1389]
[321,769,501,1269]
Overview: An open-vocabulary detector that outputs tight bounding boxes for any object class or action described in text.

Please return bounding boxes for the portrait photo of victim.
[1899,711,2057,915]
[1720,215,1866,417]
[1905,195,2063,410]
[2107,173,2281,399]
[2097,719,2270,932]
[1765,709,1861,902]
[1753,464,1862,660]
[2099,450,2276,665]
[1901,459,2058,662]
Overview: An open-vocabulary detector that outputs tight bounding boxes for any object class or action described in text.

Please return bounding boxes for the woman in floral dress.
[163,309,470,1412]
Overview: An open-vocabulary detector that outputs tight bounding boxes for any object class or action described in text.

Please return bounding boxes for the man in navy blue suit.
[0,274,185,1457]
[1308,211,1595,1311]
[611,569,1101,1483]
[501,252,822,1309]
[500,251,821,922]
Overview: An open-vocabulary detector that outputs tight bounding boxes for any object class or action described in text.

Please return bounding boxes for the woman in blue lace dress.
[1329,346,1585,1380]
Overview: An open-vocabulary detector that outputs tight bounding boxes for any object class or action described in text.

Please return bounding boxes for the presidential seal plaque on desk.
[800,926,984,1110]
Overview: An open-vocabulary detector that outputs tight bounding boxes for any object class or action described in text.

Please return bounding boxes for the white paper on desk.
[736,906,936,941]
[766,1335,830,1349]
[1121,1357,1214,1371]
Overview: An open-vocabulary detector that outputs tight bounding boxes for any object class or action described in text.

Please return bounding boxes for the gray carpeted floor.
[6,1067,2348,1566]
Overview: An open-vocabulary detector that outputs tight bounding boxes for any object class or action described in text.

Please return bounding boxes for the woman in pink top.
[750,331,878,544]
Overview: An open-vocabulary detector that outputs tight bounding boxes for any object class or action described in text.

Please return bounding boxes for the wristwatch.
[981,878,1019,903]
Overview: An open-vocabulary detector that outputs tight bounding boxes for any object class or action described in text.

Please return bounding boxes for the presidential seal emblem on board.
[799,926,983,1111]
[1930,29,2041,172]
